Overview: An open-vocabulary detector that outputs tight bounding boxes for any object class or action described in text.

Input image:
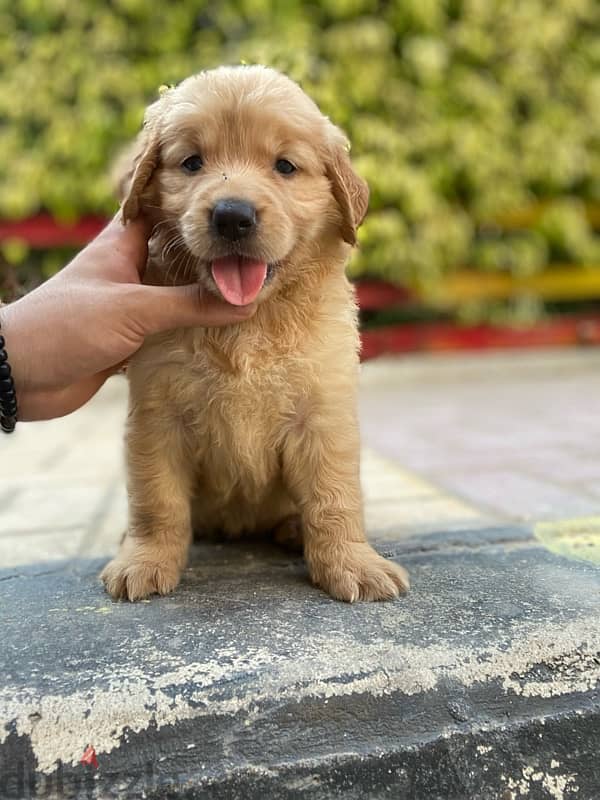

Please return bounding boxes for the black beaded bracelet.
[0,326,18,433]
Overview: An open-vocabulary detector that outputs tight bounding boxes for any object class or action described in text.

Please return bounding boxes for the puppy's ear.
[119,129,160,222]
[115,94,168,222]
[326,134,369,246]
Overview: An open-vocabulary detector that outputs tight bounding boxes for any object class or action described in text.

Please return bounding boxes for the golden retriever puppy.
[101,65,409,602]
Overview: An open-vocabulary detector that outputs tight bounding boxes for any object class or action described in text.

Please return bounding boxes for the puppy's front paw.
[101,556,181,601]
[308,542,409,603]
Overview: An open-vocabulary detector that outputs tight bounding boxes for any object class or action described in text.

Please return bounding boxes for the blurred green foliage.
[1,0,600,300]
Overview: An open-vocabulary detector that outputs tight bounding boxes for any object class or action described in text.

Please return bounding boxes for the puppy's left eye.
[181,155,203,173]
[275,159,297,175]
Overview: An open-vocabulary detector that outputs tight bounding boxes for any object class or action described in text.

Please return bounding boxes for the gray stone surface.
[1,528,599,799]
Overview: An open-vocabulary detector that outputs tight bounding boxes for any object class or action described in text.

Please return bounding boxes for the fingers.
[90,209,151,250]
[107,208,153,243]
[130,283,256,334]
[67,210,152,282]
[101,211,153,275]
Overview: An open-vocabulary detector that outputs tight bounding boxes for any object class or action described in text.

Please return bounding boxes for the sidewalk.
[1,349,600,799]
[360,349,600,523]
[3,348,600,569]
[0,378,490,571]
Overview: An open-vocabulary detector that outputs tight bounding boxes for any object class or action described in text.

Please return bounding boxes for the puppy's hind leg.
[273,515,304,553]
[101,413,193,601]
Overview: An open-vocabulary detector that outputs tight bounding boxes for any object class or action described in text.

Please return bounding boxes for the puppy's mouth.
[210,256,275,306]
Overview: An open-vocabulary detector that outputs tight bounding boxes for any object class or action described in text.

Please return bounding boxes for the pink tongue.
[211,256,268,306]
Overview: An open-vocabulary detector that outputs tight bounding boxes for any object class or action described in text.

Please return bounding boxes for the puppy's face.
[121,66,368,306]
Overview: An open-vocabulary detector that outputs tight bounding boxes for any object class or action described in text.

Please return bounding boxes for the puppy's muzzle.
[212,198,257,241]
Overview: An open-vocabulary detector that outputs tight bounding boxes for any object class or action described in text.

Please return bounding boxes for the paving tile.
[519,452,600,486]
[439,469,600,521]
[361,449,487,538]
[360,449,441,501]
[359,349,600,521]
[366,498,487,538]
[82,484,128,558]
[0,484,109,536]
[0,380,127,568]
[0,529,89,569]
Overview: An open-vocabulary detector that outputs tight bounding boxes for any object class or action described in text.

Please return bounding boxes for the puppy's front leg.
[283,412,409,602]
[101,412,192,601]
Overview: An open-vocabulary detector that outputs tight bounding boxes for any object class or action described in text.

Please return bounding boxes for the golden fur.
[101,65,409,602]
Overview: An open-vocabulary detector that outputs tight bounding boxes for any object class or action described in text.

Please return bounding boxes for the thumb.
[130,283,256,333]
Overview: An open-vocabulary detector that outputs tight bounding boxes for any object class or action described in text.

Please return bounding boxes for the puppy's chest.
[170,349,309,473]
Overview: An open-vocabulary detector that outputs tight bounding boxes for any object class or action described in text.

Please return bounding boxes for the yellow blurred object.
[0,238,29,265]
[495,203,600,231]
[535,517,600,565]
[427,266,600,308]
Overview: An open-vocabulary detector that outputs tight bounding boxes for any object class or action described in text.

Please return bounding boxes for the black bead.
[0,324,17,433]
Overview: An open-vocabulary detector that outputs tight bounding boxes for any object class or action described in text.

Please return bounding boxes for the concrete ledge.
[1,527,599,799]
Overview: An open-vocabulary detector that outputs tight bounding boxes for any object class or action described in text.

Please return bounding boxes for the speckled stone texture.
[1,526,600,799]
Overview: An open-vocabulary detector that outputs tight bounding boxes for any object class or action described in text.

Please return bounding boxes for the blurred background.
[1,0,600,355]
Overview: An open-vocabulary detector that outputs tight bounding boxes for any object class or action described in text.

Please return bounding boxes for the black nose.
[211,199,257,241]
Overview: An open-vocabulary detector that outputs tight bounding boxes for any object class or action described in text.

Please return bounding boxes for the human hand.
[0,211,255,421]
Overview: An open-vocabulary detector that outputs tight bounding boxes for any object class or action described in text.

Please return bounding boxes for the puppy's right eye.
[181,155,203,173]
[275,158,296,175]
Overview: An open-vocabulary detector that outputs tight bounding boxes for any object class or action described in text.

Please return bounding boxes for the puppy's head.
[120,65,368,306]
